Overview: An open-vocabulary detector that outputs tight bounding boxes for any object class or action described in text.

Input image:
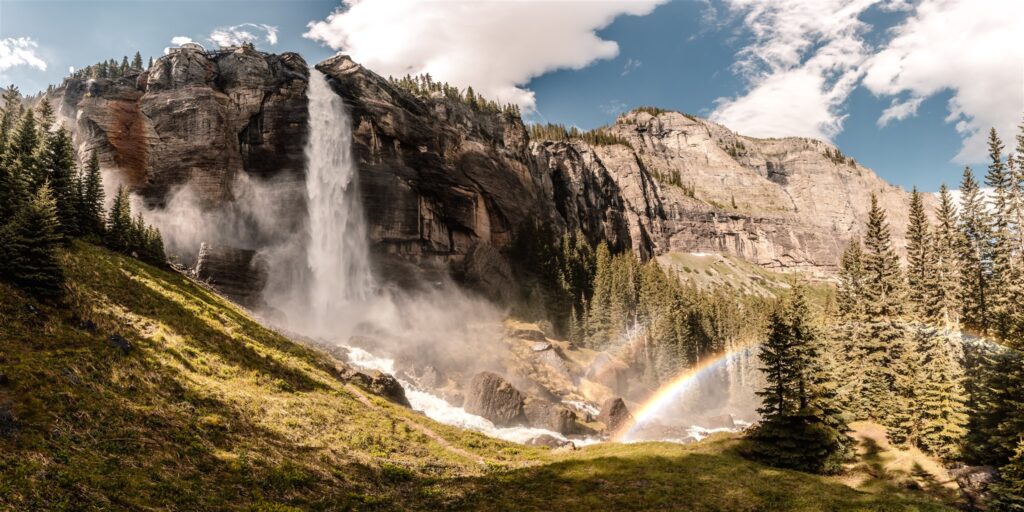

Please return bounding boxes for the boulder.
[524,398,579,435]
[463,372,527,427]
[585,352,631,394]
[194,243,268,307]
[598,397,634,435]
[526,434,573,449]
[0,406,17,437]
[531,342,552,352]
[366,371,411,408]
[108,334,133,354]
[950,465,996,509]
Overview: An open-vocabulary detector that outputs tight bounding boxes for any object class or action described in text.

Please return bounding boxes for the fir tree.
[105,185,132,252]
[958,167,992,333]
[915,325,968,458]
[78,152,105,237]
[36,98,55,136]
[132,51,143,70]
[0,182,64,298]
[906,188,932,316]
[984,128,1016,339]
[860,194,908,423]
[36,126,79,239]
[991,440,1024,510]
[929,184,962,327]
[746,289,852,474]
[5,107,39,195]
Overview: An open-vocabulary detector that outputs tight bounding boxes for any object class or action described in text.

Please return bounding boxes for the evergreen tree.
[0,182,64,298]
[132,51,143,70]
[746,289,852,474]
[105,185,132,252]
[958,167,992,333]
[35,126,79,239]
[147,56,154,69]
[906,188,932,316]
[860,194,908,423]
[5,107,39,195]
[915,325,969,458]
[78,152,105,237]
[36,98,55,136]
[929,184,963,328]
[991,440,1024,510]
[984,129,1016,339]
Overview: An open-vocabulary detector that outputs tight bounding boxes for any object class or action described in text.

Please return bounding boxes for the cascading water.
[301,69,374,334]
[288,69,571,445]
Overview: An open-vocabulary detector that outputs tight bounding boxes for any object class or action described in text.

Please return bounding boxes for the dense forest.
[0,86,166,298]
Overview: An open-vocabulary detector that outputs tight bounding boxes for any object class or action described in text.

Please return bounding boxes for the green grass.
[0,243,953,511]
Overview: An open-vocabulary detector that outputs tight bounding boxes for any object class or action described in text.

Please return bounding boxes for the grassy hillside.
[0,243,955,511]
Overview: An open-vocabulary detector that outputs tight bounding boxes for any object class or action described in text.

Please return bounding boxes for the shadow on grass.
[423,446,954,512]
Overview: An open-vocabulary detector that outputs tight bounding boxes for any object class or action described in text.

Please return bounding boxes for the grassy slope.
[0,243,953,511]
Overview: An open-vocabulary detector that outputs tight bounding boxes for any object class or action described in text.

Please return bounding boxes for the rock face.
[598,397,635,435]
[52,50,927,303]
[47,46,309,302]
[194,243,268,307]
[463,372,527,427]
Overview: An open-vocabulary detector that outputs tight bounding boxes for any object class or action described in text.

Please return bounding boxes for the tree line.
[748,123,1024,508]
[388,73,522,117]
[510,222,772,388]
[0,86,166,298]
[69,52,150,81]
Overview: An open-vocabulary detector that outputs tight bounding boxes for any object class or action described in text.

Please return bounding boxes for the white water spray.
[302,69,374,333]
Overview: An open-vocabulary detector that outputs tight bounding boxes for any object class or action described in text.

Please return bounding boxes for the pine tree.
[929,184,963,328]
[860,194,908,423]
[915,325,968,458]
[906,188,932,317]
[147,56,154,69]
[132,51,143,70]
[985,129,1016,339]
[36,126,79,239]
[78,152,105,237]
[5,107,40,195]
[958,167,992,333]
[834,238,869,417]
[0,182,64,298]
[991,440,1024,510]
[105,185,132,252]
[36,98,55,136]
[746,289,852,474]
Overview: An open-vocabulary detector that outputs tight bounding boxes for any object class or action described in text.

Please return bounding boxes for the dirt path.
[344,383,487,465]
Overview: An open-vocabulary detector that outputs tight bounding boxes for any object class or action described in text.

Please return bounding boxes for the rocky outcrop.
[524,398,580,435]
[194,243,268,306]
[463,372,527,427]
[598,397,634,435]
[47,46,309,296]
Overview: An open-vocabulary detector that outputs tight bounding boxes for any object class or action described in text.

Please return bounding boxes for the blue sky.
[2,0,1021,192]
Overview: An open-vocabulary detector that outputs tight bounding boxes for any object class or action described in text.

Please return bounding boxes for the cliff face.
[50,51,920,302]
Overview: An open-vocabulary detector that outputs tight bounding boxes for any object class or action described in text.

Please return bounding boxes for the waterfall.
[301,69,374,334]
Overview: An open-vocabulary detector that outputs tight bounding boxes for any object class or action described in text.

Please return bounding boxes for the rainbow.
[613,345,756,442]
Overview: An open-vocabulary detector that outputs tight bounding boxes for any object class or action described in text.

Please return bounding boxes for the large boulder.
[463,372,527,427]
[598,397,634,435]
[194,243,268,306]
[950,465,996,509]
[524,398,579,435]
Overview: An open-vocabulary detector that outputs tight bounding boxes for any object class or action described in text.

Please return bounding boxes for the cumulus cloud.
[0,37,47,72]
[710,0,875,140]
[712,0,1024,163]
[303,0,667,110]
[209,23,279,48]
[170,36,194,46]
[861,0,1024,162]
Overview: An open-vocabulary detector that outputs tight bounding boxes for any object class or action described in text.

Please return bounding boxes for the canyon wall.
[49,50,922,303]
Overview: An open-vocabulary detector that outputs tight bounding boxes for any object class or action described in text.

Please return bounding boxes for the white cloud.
[304,0,667,110]
[710,0,876,140]
[877,96,923,127]
[861,0,1024,163]
[711,0,1024,164]
[621,58,642,76]
[0,37,47,72]
[600,100,628,115]
[170,36,194,46]
[209,23,279,48]
[68,66,75,74]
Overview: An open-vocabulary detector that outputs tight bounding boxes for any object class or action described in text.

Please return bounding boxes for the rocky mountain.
[45,47,922,302]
